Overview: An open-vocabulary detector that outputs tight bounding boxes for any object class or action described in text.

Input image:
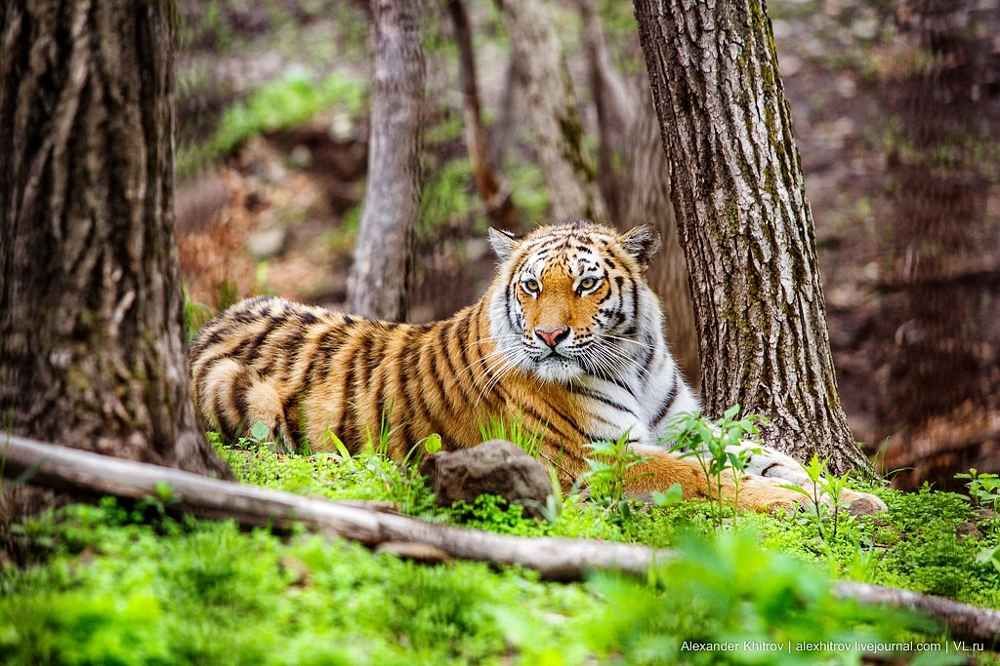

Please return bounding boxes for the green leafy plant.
[956,468,1000,513]
[650,482,684,508]
[664,405,764,526]
[584,431,651,519]
[783,454,834,543]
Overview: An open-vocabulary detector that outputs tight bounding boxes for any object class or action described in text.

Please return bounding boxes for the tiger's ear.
[619,224,661,268]
[488,227,521,260]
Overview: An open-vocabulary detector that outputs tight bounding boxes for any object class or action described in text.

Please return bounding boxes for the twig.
[0,434,660,580]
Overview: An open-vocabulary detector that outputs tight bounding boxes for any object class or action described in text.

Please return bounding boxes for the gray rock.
[846,496,884,517]
[419,439,552,518]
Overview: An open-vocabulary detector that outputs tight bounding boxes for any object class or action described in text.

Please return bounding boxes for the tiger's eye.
[579,277,597,290]
[523,279,540,294]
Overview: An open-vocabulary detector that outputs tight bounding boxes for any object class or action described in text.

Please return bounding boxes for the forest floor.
[5,431,1000,665]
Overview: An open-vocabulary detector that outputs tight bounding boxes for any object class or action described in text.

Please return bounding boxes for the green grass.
[4,438,1000,665]
[1,497,962,666]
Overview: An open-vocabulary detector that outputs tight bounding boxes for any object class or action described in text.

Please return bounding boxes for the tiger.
[190,220,884,512]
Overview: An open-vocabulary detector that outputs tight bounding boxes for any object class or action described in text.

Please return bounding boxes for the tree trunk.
[0,0,230,484]
[623,101,700,391]
[488,56,521,172]
[632,0,866,473]
[346,0,425,321]
[497,0,606,222]
[577,0,634,222]
[447,0,518,231]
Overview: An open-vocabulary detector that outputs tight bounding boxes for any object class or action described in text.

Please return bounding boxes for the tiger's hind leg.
[195,357,292,447]
[727,441,888,512]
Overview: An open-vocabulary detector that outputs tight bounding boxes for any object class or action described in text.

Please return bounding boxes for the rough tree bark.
[632,0,867,473]
[447,0,518,231]
[497,0,606,222]
[0,0,231,489]
[346,0,425,321]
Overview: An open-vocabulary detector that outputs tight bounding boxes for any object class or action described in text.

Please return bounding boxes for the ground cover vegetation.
[4,421,1000,665]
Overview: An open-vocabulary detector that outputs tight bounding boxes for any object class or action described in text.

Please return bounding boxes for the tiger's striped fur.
[190,221,877,511]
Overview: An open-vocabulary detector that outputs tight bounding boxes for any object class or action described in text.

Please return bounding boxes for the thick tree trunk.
[447,0,518,231]
[346,0,425,321]
[497,0,606,222]
[632,0,866,473]
[623,101,700,390]
[0,1,230,481]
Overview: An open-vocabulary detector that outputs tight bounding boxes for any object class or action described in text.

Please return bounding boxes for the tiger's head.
[487,220,662,384]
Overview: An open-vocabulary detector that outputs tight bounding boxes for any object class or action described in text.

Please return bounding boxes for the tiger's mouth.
[535,346,573,361]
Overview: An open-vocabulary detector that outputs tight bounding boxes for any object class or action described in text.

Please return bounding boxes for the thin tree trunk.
[496,0,606,222]
[577,0,634,221]
[488,56,520,171]
[632,0,866,473]
[447,0,518,231]
[623,101,700,390]
[346,0,425,321]
[0,1,230,483]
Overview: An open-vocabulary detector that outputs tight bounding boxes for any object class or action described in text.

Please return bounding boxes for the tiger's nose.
[535,327,569,348]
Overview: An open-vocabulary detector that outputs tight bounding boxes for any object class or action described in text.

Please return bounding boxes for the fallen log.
[3,434,1000,645]
[0,435,661,581]
[833,581,1000,647]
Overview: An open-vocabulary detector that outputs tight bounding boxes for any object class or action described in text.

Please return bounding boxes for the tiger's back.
[190,295,482,460]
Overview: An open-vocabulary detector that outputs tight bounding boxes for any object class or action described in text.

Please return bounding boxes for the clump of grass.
[664,405,764,526]
[583,431,653,520]
[478,412,546,459]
